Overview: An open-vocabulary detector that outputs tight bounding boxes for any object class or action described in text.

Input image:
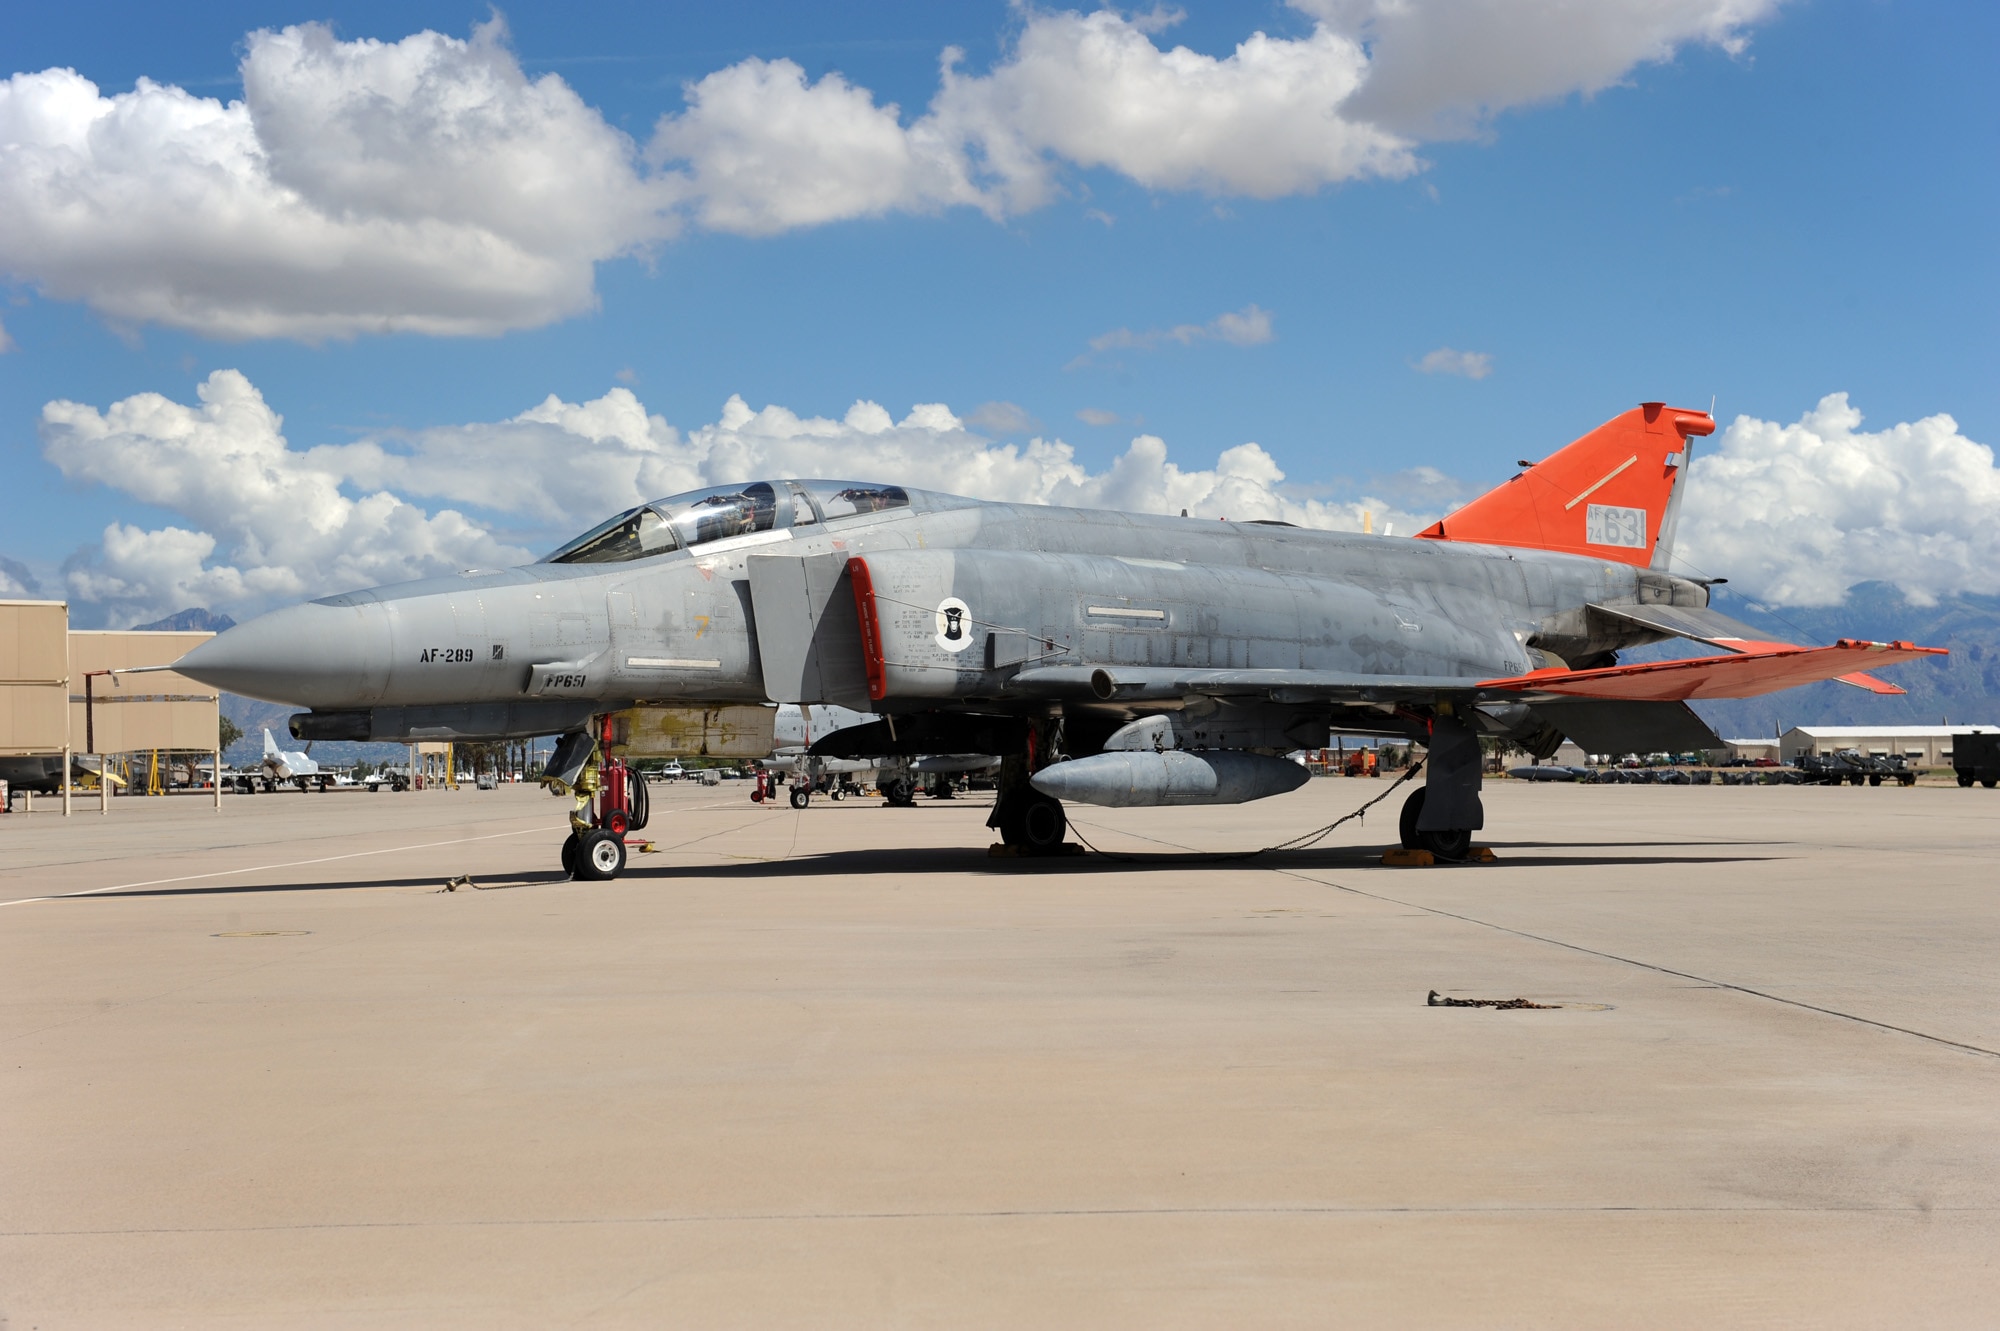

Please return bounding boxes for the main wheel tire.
[1958,770,1974,787]
[1419,826,1474,860]
[1985,779,1998,790]
[1868,774,1882,787]
[789,786,810,809]
[1398,787,1425,849]
[1900,774,1916,786]
[1397,786,1471,859]
[575,829,626,880]
[830,786,845,801]
[1018,792,1066,852]
[998,791,1068,852]
[560,831,579,876]
[883,778,915,807]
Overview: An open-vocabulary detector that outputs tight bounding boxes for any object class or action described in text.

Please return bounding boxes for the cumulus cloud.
[652,2,1777,229]
[964,401,1038,434]
[918,11,1412,211]
[1076,407,1125,427]
[1070,304,1275,368]
[41,375,1983,625]
[1681,394,2000,608]
[0,20,674,338]
[1,5,1783,338]
[1301,0,1784,138]
[648,57,983,234]
[1414,346,1493,379]
[42,371,527,624]
[39,371,1438,624]
[0,555,41,597]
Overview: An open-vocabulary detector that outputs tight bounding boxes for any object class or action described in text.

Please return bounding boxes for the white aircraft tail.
[263,728,280,757]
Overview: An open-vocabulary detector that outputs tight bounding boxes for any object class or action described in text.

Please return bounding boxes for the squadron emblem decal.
[934,596,974,652]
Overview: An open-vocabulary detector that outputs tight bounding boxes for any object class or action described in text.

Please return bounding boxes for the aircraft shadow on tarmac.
[620,844,1782,880]
[73,872,573,899]
[63,845,1781,899]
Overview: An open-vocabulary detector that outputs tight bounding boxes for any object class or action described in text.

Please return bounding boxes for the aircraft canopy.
[543,481,910,565]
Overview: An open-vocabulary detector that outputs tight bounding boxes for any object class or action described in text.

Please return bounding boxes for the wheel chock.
[1382,846,1498,867]
[627,839,657,855]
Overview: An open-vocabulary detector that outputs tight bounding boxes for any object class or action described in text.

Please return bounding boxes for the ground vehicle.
[1796,749,1916,787]
[1955,731,2000,788]
[476,772,498,790]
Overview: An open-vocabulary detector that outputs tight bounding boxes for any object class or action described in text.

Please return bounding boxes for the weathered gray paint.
[174,484,1699,752]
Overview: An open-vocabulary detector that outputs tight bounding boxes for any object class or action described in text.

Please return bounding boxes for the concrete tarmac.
[3,778,1997,1327]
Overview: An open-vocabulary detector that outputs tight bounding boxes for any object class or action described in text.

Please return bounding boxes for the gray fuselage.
[174,483,1690,739]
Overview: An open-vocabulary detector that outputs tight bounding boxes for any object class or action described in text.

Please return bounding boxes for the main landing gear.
[1398,705,1482,861]
[986,722,1069,855]
[1398,787,1471,861]
[552,717,650,881]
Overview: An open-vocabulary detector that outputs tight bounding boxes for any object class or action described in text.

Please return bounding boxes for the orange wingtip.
[1481,640,1945,703]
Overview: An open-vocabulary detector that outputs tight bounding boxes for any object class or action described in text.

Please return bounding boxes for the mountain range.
[1663,584,2000,738]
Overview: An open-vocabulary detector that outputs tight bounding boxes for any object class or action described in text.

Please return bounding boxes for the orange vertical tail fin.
[1415,403,1715,568]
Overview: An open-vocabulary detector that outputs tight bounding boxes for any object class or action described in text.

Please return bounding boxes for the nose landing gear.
[550,718,651,881]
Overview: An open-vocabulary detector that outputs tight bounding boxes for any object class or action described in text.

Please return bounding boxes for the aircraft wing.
[1480,639,1945,702]
[1589,601,1908,693]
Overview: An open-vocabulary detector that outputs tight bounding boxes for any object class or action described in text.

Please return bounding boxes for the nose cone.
[175,602,389,708]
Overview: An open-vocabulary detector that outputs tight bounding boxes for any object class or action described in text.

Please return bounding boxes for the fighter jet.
[174,403,1943,878]
[260,728,325,792]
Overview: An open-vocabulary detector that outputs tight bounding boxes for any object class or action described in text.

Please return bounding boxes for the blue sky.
[2,1,1994,624]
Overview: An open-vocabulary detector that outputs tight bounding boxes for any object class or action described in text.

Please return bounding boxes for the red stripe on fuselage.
[847,556,888,701]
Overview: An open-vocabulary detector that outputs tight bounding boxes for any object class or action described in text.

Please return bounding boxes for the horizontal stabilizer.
[1482,640,1944,702]
[1589,601,1909,692]
[1589,601,1786,652]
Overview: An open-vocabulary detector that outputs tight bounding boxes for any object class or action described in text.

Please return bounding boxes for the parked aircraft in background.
[758,702,880,807]
[261,728,326,792]
[176,404,1944,878]
[0,755,66,795]
[761,702,1006,808]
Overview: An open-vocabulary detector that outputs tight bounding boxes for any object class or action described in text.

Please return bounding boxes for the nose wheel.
[573,829,627,880]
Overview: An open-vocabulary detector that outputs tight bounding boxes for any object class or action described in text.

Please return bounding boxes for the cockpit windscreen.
[544,482,778,564]
[542,480,909,565]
